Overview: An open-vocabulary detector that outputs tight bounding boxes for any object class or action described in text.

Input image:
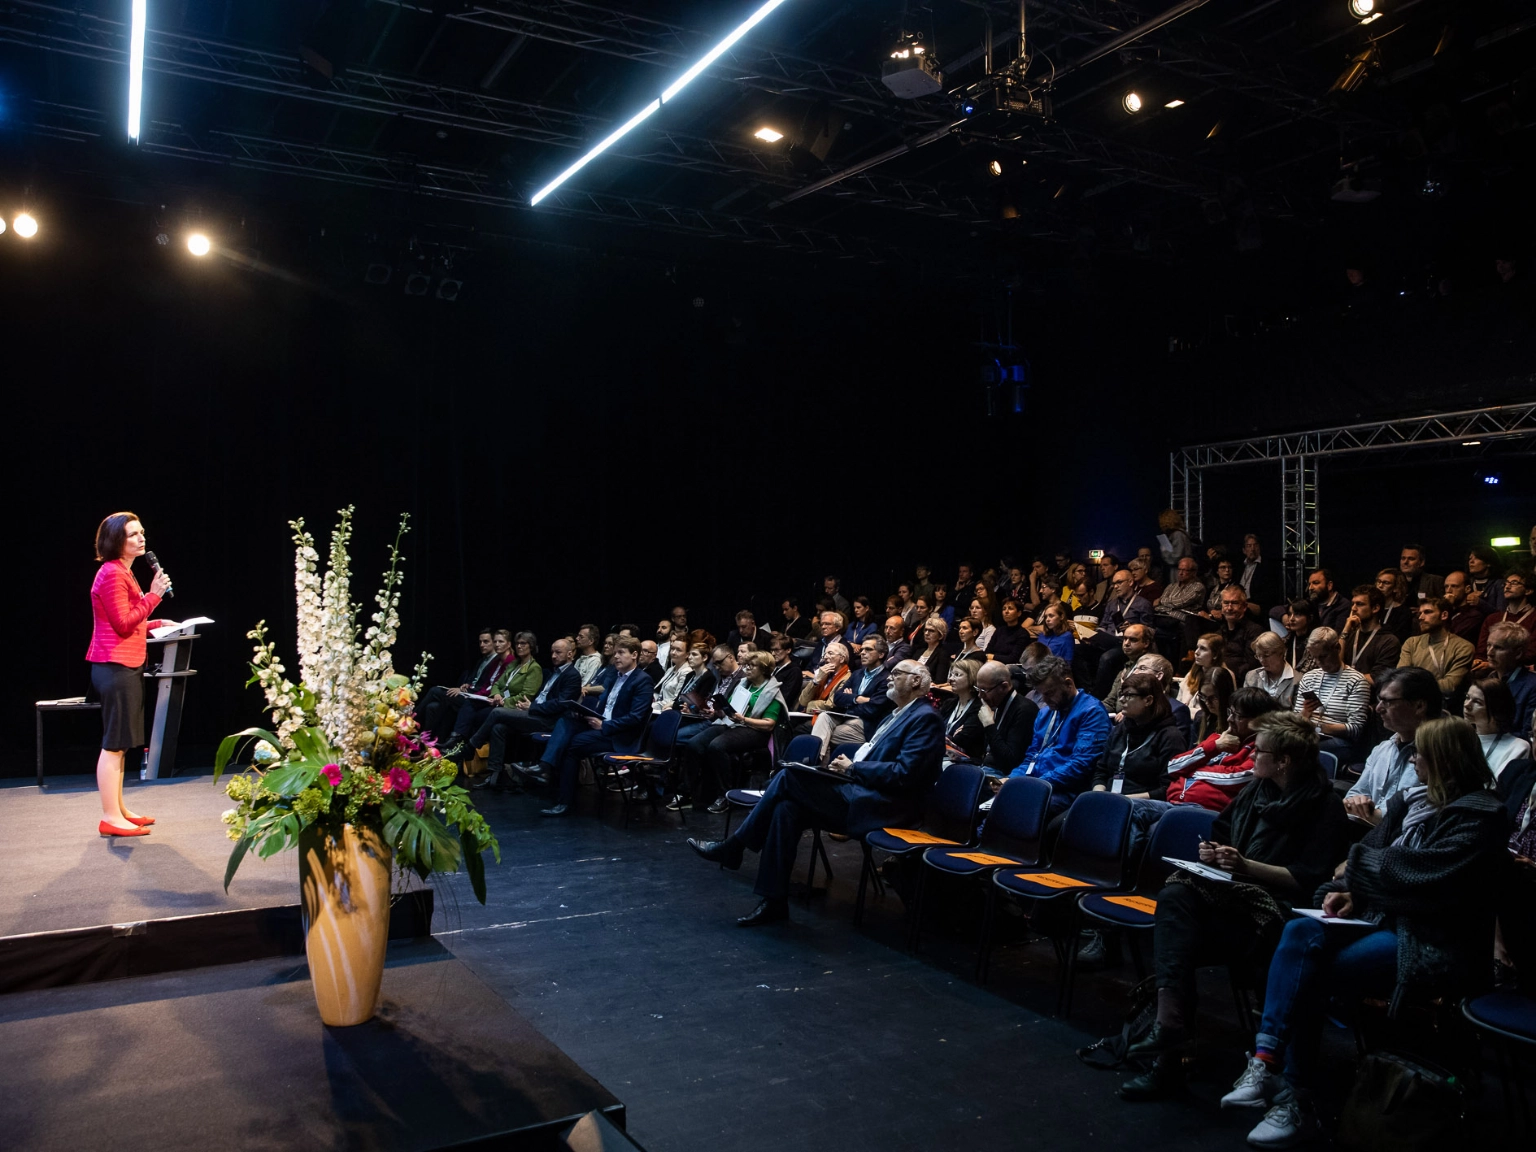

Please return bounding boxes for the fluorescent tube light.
[128,0,146,140]
[530,0,789,205]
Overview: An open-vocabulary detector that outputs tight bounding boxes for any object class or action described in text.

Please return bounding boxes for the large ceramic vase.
[298,823,392,1027]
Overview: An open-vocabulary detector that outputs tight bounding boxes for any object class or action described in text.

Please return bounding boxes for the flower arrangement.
[215,508,499,902]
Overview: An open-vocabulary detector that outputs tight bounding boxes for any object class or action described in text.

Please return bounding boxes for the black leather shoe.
[471,770,500,790]
[687,838,742,870]
[539,803,569,817]
[736,898,789,927]
[1126,1022,1188,1059]
[1118,1054,1185,1101]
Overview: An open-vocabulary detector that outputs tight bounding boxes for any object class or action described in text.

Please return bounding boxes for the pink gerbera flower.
[383,766,412,794]
[321,763,342,787]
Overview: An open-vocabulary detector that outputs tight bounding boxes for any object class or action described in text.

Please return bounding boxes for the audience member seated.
[1341,584,1400,683]
[652,639,692,710]
[811,637,893,763]
[671,645,718,719]
[1220,717,1505,1146]
[1009,655,1111,818]
[1476,571,1536,669]
[1092,554,1120,612]
[414,626,498,737]
[1464,676,1530,779]
[1162,687,1280,813]
[1466,547,1505,613]
[881,615,913,669]
[686,660,943,927]
[1307,568,1351,633]
[1193,667,1236,743]
[534,636,652,818]
[1100,623,1155,706]
[953,616,987,664]
[1292,627,1372,766]
[1154,556,1207,654]
[680,651,786,814]
[1279,599,1321,678]
[1126,653,1193,744]
[1375,569,1415,642]
[931,582,956,628]
[939,661,987,760]
[676,644,740,744]
[1088,672,1187,799]
[984,598,1031,664]
[1486,622,1535,734]
[1440,571,1484,645]
[1237,533,1279,617]
[1398,596,1474,704]
[1036,601,1075,662]
[1343,666,1442,827]
[951,563,977,618]
[1078,569,1154,689]
[971,585,1000,645]
[1204,557,1237,619]
[896,583,922,632]
[779,598,812,641]
[443,630,544,759]
[913,616,951,682]
[725,609,771,652]
[1245,632,1297,710]
[1127,556,1164,605]
[1178,632,1229,717]
[1119,713,1347,1102]
[636,639,664,686]
[768,633,801,708]
[807,610,846,669]
[975,660,1040,775]
[821,575,851,621]
[796,641,850,714]
[1397,543,1444,602]
[573,623,603,694]
[1059,562,1092,613]
[844,596,879,646]
[472,636,581,792]
[1216,587,1264,681]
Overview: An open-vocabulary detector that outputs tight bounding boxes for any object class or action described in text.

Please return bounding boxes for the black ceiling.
[1,0,1533,276]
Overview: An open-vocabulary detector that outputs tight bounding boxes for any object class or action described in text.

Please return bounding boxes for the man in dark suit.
[781,599,813,641]
[474,637,582,791]
[1238,534,1278,621]
[414,627,498,736]
[975,660,1038,774]
[725,609,771,652]
[637,640,665,685]
[535,637,652,817]
[810,636,893,762]
[688,660,944,926]
[881,615,913,669]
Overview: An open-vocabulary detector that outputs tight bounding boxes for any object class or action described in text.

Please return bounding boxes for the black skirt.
[91,660,146,751]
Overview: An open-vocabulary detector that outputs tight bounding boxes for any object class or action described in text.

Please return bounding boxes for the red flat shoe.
[124,814,156,826]
[99,820,150,838]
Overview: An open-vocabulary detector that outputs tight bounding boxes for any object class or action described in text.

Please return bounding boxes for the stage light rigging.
[529,0,789,205]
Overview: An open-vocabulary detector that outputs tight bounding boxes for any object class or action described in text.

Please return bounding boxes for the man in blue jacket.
[473,636,582,792]
[689,660,944,926]
[535,637,652,817]
[810,636,893,764]
[1010,654,1111,817]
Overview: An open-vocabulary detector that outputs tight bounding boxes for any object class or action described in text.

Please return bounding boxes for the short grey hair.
[895,659,932,693]
[1133,652,1175,686]
[1307,626,1339,648]
[1252,631,1285,656]
[1489,622,1530,651]
[824,642,849,664]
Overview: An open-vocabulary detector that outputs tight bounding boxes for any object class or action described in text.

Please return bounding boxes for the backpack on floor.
[1076,976,1157,1070]
[1335,1051,1466,1152]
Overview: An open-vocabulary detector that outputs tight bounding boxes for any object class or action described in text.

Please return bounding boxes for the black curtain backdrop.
[3,198,1531,774]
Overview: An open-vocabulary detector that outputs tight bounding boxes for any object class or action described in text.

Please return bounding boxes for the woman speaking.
[87,512,173,837]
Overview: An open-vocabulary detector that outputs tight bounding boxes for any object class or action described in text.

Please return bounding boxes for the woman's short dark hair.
[1287,598,1318,625]
[95,511,138,561]
[1229,686,1279,720]
[1473,676,1516,735]
[514,630,539,657]
[1122,672,1171,722]
[1468,545,1501,575]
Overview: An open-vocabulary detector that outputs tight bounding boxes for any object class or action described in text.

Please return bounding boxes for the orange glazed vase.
[298,823,392,1026]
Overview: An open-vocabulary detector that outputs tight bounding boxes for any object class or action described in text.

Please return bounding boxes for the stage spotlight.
[186,232,211,257]
[988,159,1003,176]
[436,278,462,302]
[1348,0,1374,16]
[1122,91,1143,114]
[1164,98,1186,108]
[403,272,431,296]
[753,126,784,142]
[13,212,37,238]
[0,217,5,236]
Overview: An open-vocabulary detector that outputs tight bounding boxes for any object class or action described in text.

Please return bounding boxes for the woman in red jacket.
[87,512,173,837]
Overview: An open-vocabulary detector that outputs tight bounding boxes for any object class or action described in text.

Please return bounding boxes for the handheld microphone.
[145,550,174,599]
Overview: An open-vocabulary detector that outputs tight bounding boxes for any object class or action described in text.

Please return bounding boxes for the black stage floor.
[5,775,1511,1151]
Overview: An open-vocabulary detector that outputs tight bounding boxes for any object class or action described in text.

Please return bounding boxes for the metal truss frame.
[1170,401,1536,600]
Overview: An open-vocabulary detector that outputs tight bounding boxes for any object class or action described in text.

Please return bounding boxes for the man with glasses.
[1475,571,1536,670]
[975,660,1039,777]
[806,610,847,672]
[810,636,892,763]
[1078,569,1154,695]
[1342,666,1442,827]
[688,660,944,927]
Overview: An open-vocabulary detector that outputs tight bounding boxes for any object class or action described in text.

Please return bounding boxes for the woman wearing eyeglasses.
[1089,672,1188,800]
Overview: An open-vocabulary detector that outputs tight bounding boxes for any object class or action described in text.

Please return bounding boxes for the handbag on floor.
[1076,976,1157,1070]
[1335,1051,1466,1152]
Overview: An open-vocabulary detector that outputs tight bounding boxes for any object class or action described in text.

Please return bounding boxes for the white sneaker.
[1247,1088,1320,1148]
[1222,1055,1279,1110]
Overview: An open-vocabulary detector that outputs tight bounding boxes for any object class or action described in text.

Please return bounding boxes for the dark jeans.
[681,724,768,805]
[473,707,551,772]
[726,767,853,899]
[1257,918,1396,1088]
[539,714,624,806]
[415,685,465,739]
[451,699,496,741]
[1152,881,1285,1009]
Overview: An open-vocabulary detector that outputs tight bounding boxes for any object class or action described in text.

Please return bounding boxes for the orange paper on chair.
[951,852,1021,866]
[1013,871,1094,888]
[1103,895,1158,914]
[606,755,653,761]
[881,828,958,845]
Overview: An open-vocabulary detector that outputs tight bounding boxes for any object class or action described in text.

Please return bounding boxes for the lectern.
[143,628,202,779]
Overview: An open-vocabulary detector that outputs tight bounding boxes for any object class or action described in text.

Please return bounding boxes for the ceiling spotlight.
[988,159,1003,176]
[1164,98,1186,108]
[1122,91,1143,114]
[0,218,6,236]
[187,232,211,257]
[1348,0,1374,16]
[13,213,37,239]
[753,126,784,142]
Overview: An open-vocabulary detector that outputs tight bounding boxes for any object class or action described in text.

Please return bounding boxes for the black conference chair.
[598,708,682,827]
